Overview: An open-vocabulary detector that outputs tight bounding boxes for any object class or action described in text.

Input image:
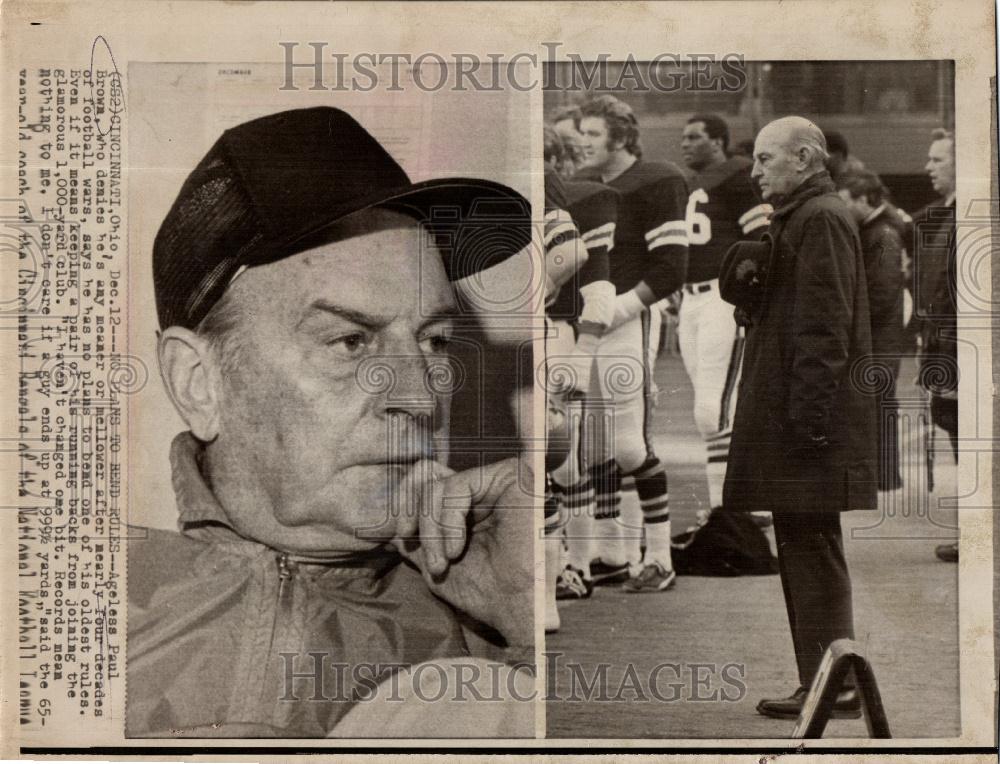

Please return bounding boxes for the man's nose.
[361,351,439,419]
[751,163,762,179]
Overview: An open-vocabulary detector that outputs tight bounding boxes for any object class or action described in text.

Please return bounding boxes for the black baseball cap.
[153,107,531,330]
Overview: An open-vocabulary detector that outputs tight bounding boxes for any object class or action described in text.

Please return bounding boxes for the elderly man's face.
[751,128,803,201]
[210,210,456,554]
[925,138,956,197]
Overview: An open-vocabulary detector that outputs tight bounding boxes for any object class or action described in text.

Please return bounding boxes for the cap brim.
[283,178,532,281]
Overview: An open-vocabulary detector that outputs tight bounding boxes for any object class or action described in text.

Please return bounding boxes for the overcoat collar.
[768,170,836,222]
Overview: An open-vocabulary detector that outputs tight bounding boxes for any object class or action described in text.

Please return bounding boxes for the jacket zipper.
[267,552,295,659]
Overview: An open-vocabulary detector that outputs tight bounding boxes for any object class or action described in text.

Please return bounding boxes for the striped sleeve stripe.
[545,222,579,247]
[644,220,687,244]
[582,222,616,242]
[738,204,773,226]
[582,222,616,252]
[545,210,579,247]
[741,216,769,234]
[648,231,688,250]
[584,235,614,253]
[738,204,773,233]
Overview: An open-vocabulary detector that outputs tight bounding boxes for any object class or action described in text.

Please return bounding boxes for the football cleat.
[556,566,594,600]
[622,562,677,593]
[589,558,631,586]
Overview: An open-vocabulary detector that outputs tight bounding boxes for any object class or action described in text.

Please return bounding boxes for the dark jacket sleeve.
[788,209,859,430]
[866,223,904,355]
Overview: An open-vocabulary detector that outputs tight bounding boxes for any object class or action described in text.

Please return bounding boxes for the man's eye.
[326,332,370,357]
[419,333,452,354]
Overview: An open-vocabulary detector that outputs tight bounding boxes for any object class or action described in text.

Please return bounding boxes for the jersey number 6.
[686,189,712,245]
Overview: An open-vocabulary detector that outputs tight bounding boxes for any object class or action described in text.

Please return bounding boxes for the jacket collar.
[768,170,836,221]
[169,431,400,569]
[171,431,240,534]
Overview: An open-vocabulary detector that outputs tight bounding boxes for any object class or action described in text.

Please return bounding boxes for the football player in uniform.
[543,130,583,632]
[543,126,617,625]
[678,114,771,524]
[574,95,689,592]
[546,126,621,601]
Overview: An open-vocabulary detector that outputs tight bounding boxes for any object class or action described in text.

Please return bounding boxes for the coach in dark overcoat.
[718,116,877,720]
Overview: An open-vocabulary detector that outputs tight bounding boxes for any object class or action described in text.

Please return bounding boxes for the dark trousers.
[772,511,854,687]
[930,395,958,462]
[877,361,902,491]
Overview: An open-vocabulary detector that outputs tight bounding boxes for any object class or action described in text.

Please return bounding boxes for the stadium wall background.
[545,60,955,215]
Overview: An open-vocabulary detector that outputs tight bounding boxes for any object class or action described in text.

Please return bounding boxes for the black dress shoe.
[935,542,958,562]
[756,686,862,720]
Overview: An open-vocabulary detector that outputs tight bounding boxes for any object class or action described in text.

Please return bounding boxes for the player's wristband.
[578,280,616,329]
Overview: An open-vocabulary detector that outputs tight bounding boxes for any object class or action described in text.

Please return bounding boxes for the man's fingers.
[467,458,521,507]
[440,479,472,561]
[392,459,432,541]
[416,464,470,576]
[418,470,447,575]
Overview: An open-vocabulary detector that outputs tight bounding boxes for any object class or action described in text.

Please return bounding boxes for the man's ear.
[157,326,221,442]
[797,146,812,170]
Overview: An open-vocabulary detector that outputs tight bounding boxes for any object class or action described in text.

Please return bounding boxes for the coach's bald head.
[751,116,829,201]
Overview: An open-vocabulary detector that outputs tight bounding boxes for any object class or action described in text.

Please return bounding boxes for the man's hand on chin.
[390,457,534,658]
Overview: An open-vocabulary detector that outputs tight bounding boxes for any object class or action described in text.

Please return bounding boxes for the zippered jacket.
[126,433,469,737]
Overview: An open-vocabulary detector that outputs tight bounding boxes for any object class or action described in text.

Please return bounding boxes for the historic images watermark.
[278,43,747,94]
[278,653,748,704]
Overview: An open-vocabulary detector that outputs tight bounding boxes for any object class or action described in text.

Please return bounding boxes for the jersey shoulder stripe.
[738,203,773,234]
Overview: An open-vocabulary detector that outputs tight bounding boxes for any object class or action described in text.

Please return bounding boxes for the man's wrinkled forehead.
[756,122,794,151]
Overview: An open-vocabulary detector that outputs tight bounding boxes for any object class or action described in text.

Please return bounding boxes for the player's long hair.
[580,95,642,158]
[552,105,582,130]
[544,124,565,166]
